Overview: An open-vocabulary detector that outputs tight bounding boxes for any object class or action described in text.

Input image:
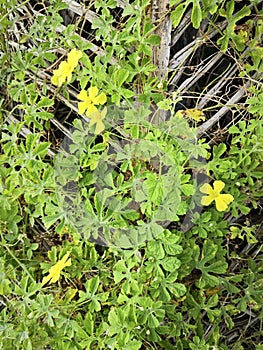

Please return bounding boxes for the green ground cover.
[0,0,262,349]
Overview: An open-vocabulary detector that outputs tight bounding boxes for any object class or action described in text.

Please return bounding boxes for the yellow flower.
[200,180,234,212]
[77,86,107,116]
[89,107,107,134]
[67,48,83,68]
[42,251,71,286]
[51,48,82,87]
[176,109,205,122]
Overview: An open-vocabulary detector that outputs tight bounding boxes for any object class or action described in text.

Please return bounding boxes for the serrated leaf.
[144,173,163,204]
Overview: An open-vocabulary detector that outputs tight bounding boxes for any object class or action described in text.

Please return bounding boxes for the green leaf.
[44,52,57,62]
[147,240,165,259]
[191,1,202,29]
[108,308,120,326]
[171,4,186,29]
[163,242,183,255]
[37,111,53,120]
[37,97,54,108]
[144,173,163,205]
[228,125,240,134]
[122,210,140,220]
[42,213,63,228]
[91,298,101,312]
[208,260,228,274]
[121,88,134,99]
[171,283,187,297]
[217,1,251,52]
[113,260,128,283]
[170,0,182,5]
[33,142,51,158]
[213,143,227,158]
[85,275,100,295]
[181,183,194,196]
[122,4,135,17]
[148,314,160,328]
[123,341,142,350]
[146,34,161,45]
[113,68,130,87]
[161,257,181,272]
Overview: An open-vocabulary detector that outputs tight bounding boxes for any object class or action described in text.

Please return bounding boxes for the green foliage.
[170,0,219,29]
[247,92,263,116]
[50,107,206,248]
[207,117,263,215]
[217,1,251,52]
[170,0,260,59]
[0,0,262,349]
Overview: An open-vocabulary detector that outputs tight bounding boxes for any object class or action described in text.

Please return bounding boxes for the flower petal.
[59,60,70,71]
[67,49,82,68]
[89,86,99,99]
[200,183,213,195]
[101,107,107,119]
[57,75,66,87]
[49,269,61,283]
[78,101,88,115]
[86,104,98,116]
[66,71,73,83]
[89,111,100,126]
[201,194,214,206]
[60,251,71,265]
[51,74,60,86]
[94,92,107,105]
[42,252,71,285]
[77,89,88,101]
[42,275,51,286]
[95,120,105,134]
[215,194,234,212]
[213,180,225,194]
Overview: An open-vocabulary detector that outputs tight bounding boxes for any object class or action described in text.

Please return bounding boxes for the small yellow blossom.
[200,180,234,212]
[42,251,71,286]
[176,109,205,122]
[89,107,107,134]
[51,49,82,87]
[77,86,107,116]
